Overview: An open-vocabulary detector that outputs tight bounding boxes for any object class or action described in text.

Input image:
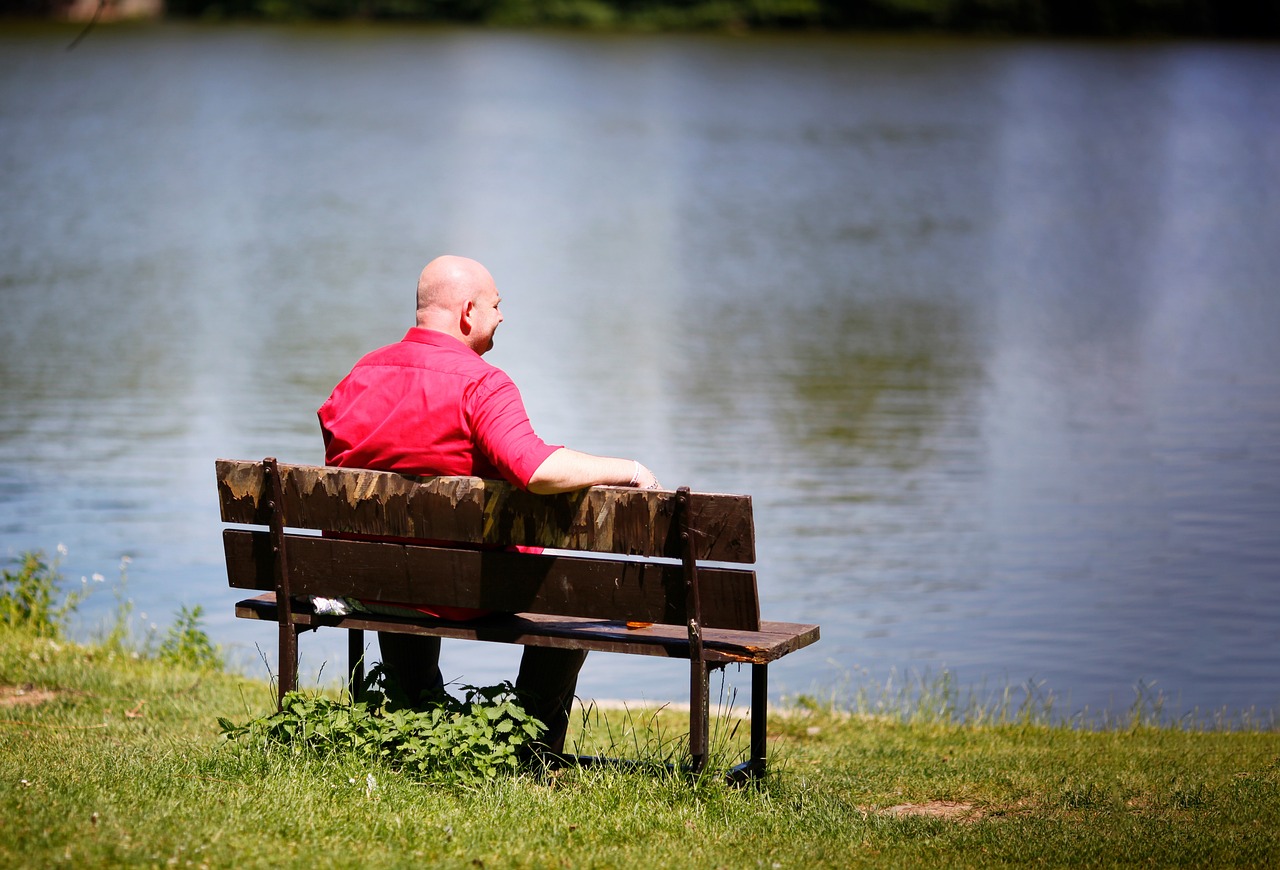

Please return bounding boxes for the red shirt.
[319,328,560,487]
[317,327,560,619]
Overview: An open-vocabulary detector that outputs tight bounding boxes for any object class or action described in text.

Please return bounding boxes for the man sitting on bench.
[317,254,662,754]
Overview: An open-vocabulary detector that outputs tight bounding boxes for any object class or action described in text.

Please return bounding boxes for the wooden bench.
[216,457,819,780]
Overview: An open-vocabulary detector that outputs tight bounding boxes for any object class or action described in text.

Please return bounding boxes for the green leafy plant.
[157,604,223,671]
[219,669,547,783]
[0,548,86,638]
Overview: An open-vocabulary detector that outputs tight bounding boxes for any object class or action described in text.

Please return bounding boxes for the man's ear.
[458,299,474,336]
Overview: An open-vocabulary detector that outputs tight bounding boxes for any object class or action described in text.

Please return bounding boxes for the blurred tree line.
[5,0,1278,36]
[164,0,1279,36]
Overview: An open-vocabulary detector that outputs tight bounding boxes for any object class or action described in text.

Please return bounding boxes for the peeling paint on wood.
[215,459,754,562]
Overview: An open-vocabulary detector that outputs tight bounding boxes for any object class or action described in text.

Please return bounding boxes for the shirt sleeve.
[467,371,562,489]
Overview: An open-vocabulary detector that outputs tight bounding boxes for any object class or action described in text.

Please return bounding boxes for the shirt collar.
[402,327,474,355]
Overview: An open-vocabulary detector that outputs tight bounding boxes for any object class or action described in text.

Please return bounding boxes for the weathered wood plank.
[223,530,761,631]
[216,459,755,563]
[234,594,819,665]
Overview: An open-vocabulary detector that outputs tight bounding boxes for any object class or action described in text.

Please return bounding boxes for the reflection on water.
[2,27,1278,717]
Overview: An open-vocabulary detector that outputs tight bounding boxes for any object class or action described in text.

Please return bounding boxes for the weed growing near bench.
[567,681,754,779]
[220,669,546,783]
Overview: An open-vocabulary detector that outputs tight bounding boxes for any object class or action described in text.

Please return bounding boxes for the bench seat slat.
[234,594,819,665]
[224,530,761,631]
[216,459,755,563]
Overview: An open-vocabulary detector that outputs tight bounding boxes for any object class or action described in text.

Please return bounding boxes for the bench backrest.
[216,459,760,631]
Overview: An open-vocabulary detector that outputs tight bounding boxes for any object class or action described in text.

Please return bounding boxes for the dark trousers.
[377,632,587,754]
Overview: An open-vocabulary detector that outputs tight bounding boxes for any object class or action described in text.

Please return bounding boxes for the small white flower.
[91,573,105,583]
[57,543,68,556]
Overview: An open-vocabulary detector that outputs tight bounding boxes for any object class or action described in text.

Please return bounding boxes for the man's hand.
[527,448,662,495]
[630,462,662,490]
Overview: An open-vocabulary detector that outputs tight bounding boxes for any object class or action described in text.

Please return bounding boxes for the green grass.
[3,624,1278,868]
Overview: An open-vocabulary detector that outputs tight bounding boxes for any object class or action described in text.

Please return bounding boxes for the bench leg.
[726,664,770,786]
[348,628,365,704]
[277,621,299,707]
[690,658,710,773]
[751,663,768,780]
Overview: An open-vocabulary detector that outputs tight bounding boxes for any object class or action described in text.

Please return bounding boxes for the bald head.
[415,255,504,354]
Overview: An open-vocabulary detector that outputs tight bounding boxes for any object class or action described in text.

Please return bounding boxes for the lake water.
[2,24,1278,721]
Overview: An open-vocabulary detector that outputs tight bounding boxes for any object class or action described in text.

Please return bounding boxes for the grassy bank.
[3,623,1278,868]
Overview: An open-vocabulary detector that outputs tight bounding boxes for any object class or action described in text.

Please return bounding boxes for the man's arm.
[526,447,661,495]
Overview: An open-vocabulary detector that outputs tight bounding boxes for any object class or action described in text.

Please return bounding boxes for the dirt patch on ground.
[0,684,59,707]
[881,800,984,822]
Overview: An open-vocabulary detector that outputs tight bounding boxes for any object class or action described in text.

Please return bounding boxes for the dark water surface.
[2,25,1278,719]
